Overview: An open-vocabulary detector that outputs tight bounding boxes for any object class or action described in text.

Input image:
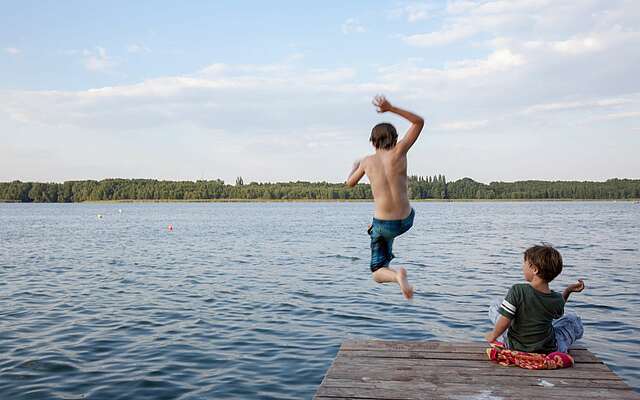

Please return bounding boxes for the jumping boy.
[485,245,585,353]
[346,95,424,300]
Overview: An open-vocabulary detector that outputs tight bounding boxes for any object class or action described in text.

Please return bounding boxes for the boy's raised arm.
[373,95,424,154]
[562,279,585,302]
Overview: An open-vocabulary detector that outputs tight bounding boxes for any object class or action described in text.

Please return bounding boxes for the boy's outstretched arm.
[346,158,365,187]
[373,95,424,154]
[562,279,585,302]
[485,315,511,343]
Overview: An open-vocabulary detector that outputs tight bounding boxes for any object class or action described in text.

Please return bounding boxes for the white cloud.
[126,43,151,54]
[5,47,20,55]
[446,1,477,15]
[391,3,435,22]
[391,0,640,121]
[304,68,356,84]
[523,97,632,114]
[551,36,603,54]
[573,106,640,124]
[198,63,228,77]
[464,48,524,70]
[342,18,365,34]
[83,47,116,72]
[473,0,554,15]
[378,48,524,90]
[596,111,640,121]
[404,24,476,46]
[437,119,489,131]
[536,29,639,55]
[2,2,640,182]
[284,52,305,63]
[0,60,369,134]
[403,0,609,49]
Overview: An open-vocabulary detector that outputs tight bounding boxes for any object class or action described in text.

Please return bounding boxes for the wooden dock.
[314,340,640,400]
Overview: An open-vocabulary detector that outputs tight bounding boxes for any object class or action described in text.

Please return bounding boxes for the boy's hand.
[567,279,585,293]
[372,95,392,113]
[485,332,497,343]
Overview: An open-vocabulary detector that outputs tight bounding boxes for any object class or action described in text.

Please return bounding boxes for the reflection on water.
[0,201,638,399]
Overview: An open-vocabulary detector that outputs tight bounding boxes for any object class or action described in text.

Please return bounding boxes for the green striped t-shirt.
[498,283,565,353]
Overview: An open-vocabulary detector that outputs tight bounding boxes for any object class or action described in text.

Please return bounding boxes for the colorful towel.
[485,342,574,370]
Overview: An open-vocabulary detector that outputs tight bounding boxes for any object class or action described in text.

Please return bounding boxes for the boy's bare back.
[361,150,410,220]
[347,96,424,220]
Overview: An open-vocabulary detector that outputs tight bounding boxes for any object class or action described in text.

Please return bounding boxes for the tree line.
[0,176,639,202]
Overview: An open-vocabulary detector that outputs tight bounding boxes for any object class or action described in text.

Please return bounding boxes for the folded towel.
[486,342,574,370]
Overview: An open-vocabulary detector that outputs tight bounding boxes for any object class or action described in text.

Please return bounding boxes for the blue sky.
[2,0,639,183]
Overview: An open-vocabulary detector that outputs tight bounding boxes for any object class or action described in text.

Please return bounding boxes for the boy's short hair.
[370,123,398,150]
[524,245,563,282]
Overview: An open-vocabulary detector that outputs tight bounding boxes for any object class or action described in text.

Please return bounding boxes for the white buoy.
[97,214,103,219]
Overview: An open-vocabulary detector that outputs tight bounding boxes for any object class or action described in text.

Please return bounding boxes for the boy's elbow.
[411,118,424,135]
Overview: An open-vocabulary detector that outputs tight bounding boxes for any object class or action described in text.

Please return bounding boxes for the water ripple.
[0,201,638,398]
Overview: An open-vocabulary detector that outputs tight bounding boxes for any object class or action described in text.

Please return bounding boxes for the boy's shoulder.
[509,283,530,292]
[360,154,374,167]
[512,283,529,289]
[509,283,563,302]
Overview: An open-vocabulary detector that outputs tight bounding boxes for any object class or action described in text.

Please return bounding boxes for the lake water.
[1,201,638,399]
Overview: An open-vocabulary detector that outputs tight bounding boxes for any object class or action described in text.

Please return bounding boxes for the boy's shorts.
[368,208,415,272]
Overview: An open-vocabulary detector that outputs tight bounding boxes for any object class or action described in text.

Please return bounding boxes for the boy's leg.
[552,311,584,353]
[372,266,413,299]
[370,229,412,299]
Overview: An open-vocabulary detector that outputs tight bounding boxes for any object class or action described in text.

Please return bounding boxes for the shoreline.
[2,198,639,204]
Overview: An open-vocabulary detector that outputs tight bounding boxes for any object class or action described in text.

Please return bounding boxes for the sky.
[1,0,639,184]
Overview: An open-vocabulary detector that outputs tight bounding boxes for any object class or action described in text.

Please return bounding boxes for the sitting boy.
[485,245,585,354]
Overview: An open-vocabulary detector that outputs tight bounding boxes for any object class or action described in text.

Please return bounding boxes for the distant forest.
[1,176,639,202]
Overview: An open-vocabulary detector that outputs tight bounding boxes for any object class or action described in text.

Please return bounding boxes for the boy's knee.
[564,311,580,321]
[490,297,503,308]
[566,313,584,339]
[489,297,503,313]
[488,297,503,322]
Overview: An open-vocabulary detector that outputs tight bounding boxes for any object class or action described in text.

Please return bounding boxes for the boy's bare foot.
[397,267,414,300]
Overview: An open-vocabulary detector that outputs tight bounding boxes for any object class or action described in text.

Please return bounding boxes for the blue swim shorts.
[368,208,415,272]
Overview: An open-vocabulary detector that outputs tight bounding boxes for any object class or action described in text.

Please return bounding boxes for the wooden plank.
[338,351,601,367]
[316,397,366,400]
[317,384,640,400]
[333,355,611,372]
[339,349,601,363]
[322,378,636,392]
[340,346,598,356]
[317,386,639,400]
[315,397,380,400]
[316,397,365,400]
[323,371,629,390]
[327,362,624,381]
[314,341,639,400]
[342,340,589,351]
